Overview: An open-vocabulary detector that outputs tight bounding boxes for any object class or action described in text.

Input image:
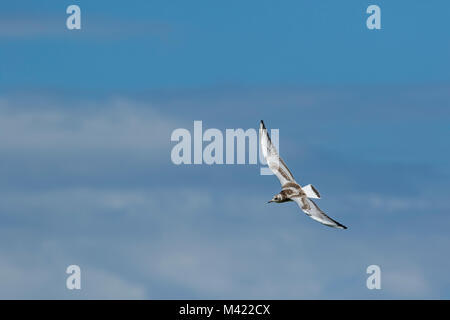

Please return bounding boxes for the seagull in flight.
[260,120,347,229]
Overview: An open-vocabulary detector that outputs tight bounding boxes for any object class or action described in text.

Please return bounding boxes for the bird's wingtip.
[260,120,266,129]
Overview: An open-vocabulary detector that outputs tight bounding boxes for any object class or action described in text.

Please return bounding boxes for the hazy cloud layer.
[0,86,449,298]
[0,15,173,39]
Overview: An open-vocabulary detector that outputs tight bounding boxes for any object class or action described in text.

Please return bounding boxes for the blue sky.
[0,1,449,298]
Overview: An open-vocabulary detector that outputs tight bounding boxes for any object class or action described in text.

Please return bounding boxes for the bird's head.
[268,194,283,203]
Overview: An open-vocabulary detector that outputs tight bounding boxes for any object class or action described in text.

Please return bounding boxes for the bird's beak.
[267,200,273,203]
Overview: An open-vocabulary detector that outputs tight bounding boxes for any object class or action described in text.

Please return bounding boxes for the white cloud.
[328,192,450,216]
[0,251,147,299]
[82,268,147,299]
[383,269,431,297]
[0,16,173,39]
[0,90,449,299]
[0,182,449,299]
[0,97,176,152]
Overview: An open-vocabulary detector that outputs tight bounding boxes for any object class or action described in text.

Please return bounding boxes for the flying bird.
[260,120,347,229]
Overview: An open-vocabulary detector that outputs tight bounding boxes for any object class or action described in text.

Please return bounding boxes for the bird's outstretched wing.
[259,120,295,186]
[292,196,347,229]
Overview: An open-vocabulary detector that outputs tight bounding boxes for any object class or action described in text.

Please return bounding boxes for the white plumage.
[260,120,347,230]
